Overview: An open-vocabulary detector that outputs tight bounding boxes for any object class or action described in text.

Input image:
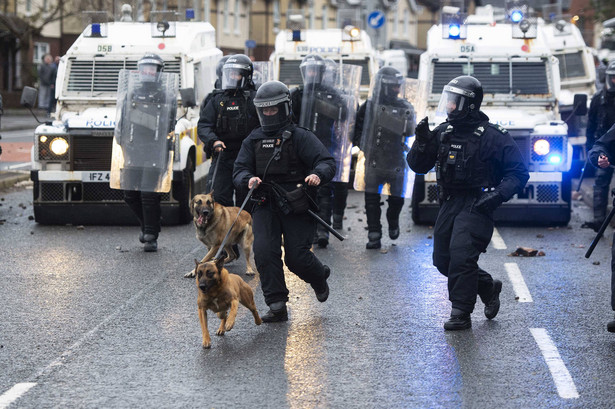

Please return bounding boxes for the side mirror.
[20,86,38,109]
[573,93,588,116]
[179,88,197,108]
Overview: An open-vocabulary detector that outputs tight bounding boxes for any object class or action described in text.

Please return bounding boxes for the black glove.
[475,191,503,213]
[415,116,433,145]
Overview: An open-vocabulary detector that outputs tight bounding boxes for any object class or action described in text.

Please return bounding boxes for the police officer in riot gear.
[354,67,415,249]
[582,61,615,232]
[290,54,349,248]
[407,75,528,330]
[233,80,336,322]
[197,54,259,207]
[117,53,176,252]
[587,122,615,333]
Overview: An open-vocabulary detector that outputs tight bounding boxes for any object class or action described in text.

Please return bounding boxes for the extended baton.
[307,209,345,241]
[206,149,223,194]
[585,204,615,258]
[576,159,588,192]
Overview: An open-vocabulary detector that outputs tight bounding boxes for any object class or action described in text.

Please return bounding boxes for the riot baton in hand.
[306,209,345,241]
[576,159,588,192]
[585,204,615,258]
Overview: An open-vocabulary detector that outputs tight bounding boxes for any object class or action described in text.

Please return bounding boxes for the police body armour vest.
[216,93,249,149]
[435,122,491,189]
[254,130,305,183]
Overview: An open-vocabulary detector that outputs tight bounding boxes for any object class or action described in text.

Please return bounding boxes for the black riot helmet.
[138,53,164,82]
[605,61,615,94]
[436,75,483,122]
[376,66,403,102]
[253,81,292,134]
[215,55,230,86]
[300,54,326,86]
[222,54,254,90]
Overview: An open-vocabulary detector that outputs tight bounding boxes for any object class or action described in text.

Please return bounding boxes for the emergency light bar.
[440,5,467,40]
[82,11,109,38]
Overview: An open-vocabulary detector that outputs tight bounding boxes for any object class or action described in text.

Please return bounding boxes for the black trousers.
[593,166,613,224]
[207,151,247,208]
[432,194,495,313]
[124,190,161,237]
[364,192,404,233]
[315,181,348,236]
[610,233,615,311]
[252,203,328,306]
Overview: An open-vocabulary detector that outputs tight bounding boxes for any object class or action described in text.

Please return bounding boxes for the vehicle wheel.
[175,155,194,224]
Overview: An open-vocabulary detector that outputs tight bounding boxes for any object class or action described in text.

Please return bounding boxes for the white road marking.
[490,228,507,249]
[0,245,204,406]
[530,328,579,399]
[0,383,36,409]
[505,262,533,302]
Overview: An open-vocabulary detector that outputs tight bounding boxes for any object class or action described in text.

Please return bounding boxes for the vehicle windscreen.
[554,51,586,80]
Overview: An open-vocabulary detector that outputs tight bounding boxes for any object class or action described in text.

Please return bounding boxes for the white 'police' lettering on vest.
[261,138,277,149]
[226,106,240,111]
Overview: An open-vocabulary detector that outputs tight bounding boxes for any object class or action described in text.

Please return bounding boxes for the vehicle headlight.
[50,137,69,156]
[533,139,550,156]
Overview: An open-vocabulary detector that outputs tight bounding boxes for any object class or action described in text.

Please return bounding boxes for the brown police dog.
[185,192,256,278]
[195,258,262,348]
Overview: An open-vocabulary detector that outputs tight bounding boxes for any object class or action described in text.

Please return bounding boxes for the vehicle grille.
[530,136,564,162]
[427,184,439,203]
[509,130,530,167]
[72,135,114,171]
[38,182,172,203]
[65,57,182,96]
[536,184,559,203]
[279,58,371,87]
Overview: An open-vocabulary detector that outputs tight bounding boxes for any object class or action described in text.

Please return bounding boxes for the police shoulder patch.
[490,123,509,134]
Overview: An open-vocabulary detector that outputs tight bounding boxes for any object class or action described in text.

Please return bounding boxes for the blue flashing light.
[448,24,461,39]
[548,155,562,164]
[91,23,101,37]
[292,30,302,41]
[511,10,524,23]
[185,8,195,19]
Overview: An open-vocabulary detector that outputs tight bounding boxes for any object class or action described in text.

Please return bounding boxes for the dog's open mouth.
[196,209,210,226]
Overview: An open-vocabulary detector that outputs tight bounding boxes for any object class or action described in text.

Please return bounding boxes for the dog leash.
[213,184,256,260]
[206,149,223,194]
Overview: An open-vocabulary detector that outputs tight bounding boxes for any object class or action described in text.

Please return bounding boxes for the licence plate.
[83,171,111,182]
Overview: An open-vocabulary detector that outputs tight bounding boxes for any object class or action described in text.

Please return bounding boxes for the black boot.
[444,308,472,330]
[386,196,404,240]
[261,301,288,323]
[366,231,382,249]
[143,234,158,252]
[608,315,615,333]
[332,213,344,230]
[312,265,331,302]
[484,279,502,319]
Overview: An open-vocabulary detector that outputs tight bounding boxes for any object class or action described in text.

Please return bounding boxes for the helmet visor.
[222,65,246,90]
[138,63,160,82]
[300,63,323,85]
[436,86,472,120]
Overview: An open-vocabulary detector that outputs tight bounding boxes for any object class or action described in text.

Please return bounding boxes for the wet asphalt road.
[1,183,615,408]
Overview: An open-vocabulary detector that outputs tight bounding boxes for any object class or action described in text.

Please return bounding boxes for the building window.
[393,5,399,35]
[26,0,31,12]
[33,42,50,64]
[404,8,409,36]
[223,0,229,33]
[309,3,315,29]
[322,5,327,29]
[273,0,280,28]
[234,0,240,34]
[203,0,210,22]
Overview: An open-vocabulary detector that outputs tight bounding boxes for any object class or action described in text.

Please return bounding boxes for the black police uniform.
[291,84,349,245]
[197,88,259,207]
[354,96,414,241]
[587,123,615,330]
[585,88,615,230]
[121,79,175,245]
[407,111,528,318]
[233,123,336,308]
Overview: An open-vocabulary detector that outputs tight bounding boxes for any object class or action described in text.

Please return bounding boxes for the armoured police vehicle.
[24,8,221,225]
[269,15,378,99]
[412,5,581,226]
[538,9,595,173]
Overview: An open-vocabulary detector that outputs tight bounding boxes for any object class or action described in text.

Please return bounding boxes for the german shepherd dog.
[195,258,262,348]
[185,193,256,278]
